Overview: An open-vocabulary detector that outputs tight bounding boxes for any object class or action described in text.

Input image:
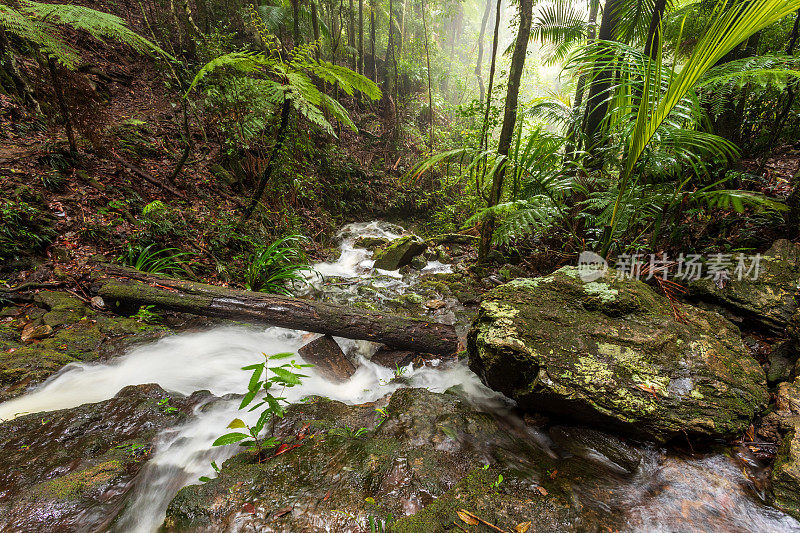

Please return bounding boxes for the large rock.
[689,240,800,335]
[162,388,618,532]
[468,266,768,442]
[0,384,205,532]
[0,297,167,401]
[372,235,427,270]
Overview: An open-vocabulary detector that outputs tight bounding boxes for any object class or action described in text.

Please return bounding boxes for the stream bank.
[1,221,800,532]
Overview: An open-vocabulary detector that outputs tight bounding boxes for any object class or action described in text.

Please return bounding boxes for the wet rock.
[409,255,427,271]
[549,426,642,475]
[370,346,417,368]
[427,234,479,246]
[772,423,800,520]
[0,303,168,401]
[162,388,616,532]
[425,299,447,310]
[689,240,800,335]
[20,323,53,342]
[769,341,799,385]
[354,236,389,250]
[0,384,201,532]
[298,334,356,382]
[372,235,427,270]
[468,267,768,443]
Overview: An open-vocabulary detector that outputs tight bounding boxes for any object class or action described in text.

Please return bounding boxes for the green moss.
[33,460,123,500]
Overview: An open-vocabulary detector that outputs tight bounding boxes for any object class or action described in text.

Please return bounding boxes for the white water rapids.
[1,221,798,532]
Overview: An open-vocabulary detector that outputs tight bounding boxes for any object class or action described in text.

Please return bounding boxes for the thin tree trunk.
[479,0,533,261]
[583,0,622,166]
[349,0,356,68]
[291,0,301,45]
[643,0,667,61]
[480,0,502,153]
[370,7,377,81]
[358,0,364,74]
[242,99,292,222]
[312,0,321,60]
[422,0,433,144]
[475,0,492,105]
[170,98,193,182]
[564,0,599,163]
[47,58,77,154]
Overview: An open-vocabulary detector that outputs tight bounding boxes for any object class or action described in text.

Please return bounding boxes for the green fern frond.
[0,3,79,68]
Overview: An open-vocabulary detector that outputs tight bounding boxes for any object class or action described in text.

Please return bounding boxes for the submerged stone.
[468,266,768,443]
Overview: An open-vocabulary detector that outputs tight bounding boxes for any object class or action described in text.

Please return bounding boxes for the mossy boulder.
[162,388,622,532]
[0,384,203,532]
[373,235,427,270]
[354,236,390,250]
[772,422,800,520]
[689,240,800,335]
[468,266,768,443]
[0,301,167,400]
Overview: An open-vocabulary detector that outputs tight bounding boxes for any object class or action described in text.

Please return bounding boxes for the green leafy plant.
[158,397,178,414]
[244,234,316,295]
[199,461,221,483]
[212,352,313,459]
[120,243,192,275]
[133,305,162,324]
[328,425,369,438]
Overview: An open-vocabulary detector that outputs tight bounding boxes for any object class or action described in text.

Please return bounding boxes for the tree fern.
[0,1,166,69]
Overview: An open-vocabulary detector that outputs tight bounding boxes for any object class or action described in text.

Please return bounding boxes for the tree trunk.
[243,98,292,221]
[769,10,800,148]
[47,58,77,154]
[643,0,667,61]
[291,0,301,45]
[564,0,599,163]
[583,0,622,166]
[348,0,356,69]
[370,7,377,81]
[358,0,364,74]
[475,0,493,105]
[312,0,321,61]
[92,265,458,355]
[422,0,433,143]
[478,0,532,261]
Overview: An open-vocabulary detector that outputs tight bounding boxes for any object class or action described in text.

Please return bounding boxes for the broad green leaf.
[227,418,247,429]
[212,432,250,446]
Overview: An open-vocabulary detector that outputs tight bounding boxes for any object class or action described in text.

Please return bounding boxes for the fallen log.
[91,264,458,355]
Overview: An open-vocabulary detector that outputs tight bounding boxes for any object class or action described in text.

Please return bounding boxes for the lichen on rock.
[468,266,768,442]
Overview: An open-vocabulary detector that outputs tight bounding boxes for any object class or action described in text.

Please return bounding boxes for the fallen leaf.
[536,486,548,496]
[242,502,255,514]
[273,507,292,518]
[515,522,531,533]
[457,509,479,526]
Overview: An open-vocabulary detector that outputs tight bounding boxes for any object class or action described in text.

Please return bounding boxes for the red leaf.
[242,503,255,514]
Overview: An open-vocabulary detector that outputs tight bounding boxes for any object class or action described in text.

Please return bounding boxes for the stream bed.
[0,221,798,532]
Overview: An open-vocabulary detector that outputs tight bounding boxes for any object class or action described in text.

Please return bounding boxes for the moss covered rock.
[162,388,621,532]
[689,240,800,335]
[373,235,427,270]
[772,422,800,520]
[468,266,768,443]
[0,300,167,401]
[0,384,203,532]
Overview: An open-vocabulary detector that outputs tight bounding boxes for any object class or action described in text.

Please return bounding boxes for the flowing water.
[1,221,798,532]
